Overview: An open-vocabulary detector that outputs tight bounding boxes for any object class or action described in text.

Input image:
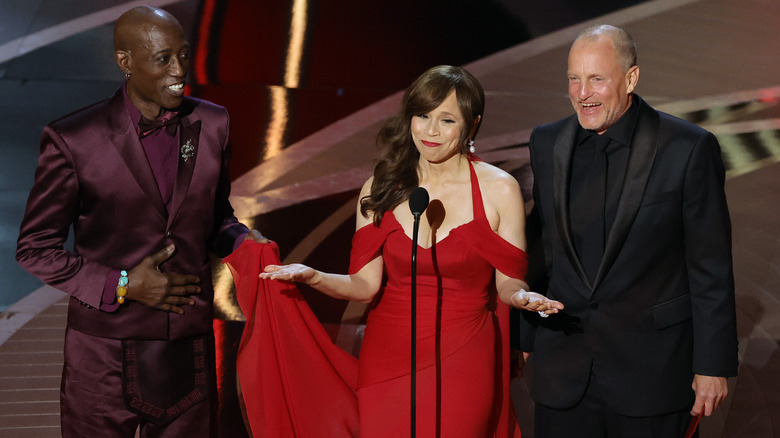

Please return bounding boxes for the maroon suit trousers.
[60,328,217,438]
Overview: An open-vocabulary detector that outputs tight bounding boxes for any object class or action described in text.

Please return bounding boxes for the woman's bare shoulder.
[472,161,520,196]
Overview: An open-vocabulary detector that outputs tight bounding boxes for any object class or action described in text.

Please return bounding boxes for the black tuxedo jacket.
[525,95,738,416]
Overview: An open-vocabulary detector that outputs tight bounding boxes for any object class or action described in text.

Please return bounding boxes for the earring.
[468,139,475,154]
[125,72,131,79]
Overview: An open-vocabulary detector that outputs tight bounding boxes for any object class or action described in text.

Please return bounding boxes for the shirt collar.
[603,96,639,147]
[122,82,181,125]
[122,82,180,137]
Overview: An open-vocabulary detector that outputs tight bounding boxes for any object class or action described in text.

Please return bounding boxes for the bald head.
[114,6,183,52]
[573,24,637,73]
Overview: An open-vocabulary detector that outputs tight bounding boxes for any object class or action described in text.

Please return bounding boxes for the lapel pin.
[180,139,195,162]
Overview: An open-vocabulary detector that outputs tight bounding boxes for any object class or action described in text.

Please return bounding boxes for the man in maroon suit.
[16,6,265,437]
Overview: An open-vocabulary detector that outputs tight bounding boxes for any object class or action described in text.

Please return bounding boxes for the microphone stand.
[408,186,428,438]
[411,209,421,438]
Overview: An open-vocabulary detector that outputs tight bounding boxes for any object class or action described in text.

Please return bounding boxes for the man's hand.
[691,374,728,416]
[245,229,270,244]
[125,245,201,314]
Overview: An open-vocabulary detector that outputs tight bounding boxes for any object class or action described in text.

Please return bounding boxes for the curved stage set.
[1,0,779,436]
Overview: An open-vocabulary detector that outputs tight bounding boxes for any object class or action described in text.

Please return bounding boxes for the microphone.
[407,186,428,438]
[409,187,429,217]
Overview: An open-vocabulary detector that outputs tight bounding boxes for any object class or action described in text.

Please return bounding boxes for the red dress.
[224,161,526,437]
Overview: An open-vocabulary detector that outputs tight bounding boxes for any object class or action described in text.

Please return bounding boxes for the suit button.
[166,231,172,237]
[589,301,599,309]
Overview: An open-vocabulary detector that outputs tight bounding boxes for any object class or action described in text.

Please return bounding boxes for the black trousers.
[534,371,697,438]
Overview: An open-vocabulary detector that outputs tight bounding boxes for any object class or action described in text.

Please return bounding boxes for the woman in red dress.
[247,65,563,437]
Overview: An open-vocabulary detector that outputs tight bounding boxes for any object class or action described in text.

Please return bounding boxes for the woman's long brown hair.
[360,65,485,226]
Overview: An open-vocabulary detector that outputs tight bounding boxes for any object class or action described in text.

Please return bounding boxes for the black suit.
[524,95,738,417]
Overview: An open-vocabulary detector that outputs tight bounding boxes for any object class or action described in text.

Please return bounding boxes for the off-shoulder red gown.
[225,160,526,437]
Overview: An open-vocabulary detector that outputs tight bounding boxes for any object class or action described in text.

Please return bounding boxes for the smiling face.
[410,90,466,164]
[567,34,638,134]
[116,12,190,119]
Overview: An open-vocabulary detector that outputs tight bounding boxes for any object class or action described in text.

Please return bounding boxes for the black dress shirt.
[569,98,639,281]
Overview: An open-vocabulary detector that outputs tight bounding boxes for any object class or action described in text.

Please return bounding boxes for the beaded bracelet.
[117,270,129,304]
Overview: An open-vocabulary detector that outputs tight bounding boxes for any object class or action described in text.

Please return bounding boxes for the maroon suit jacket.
[17,87,248,340]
